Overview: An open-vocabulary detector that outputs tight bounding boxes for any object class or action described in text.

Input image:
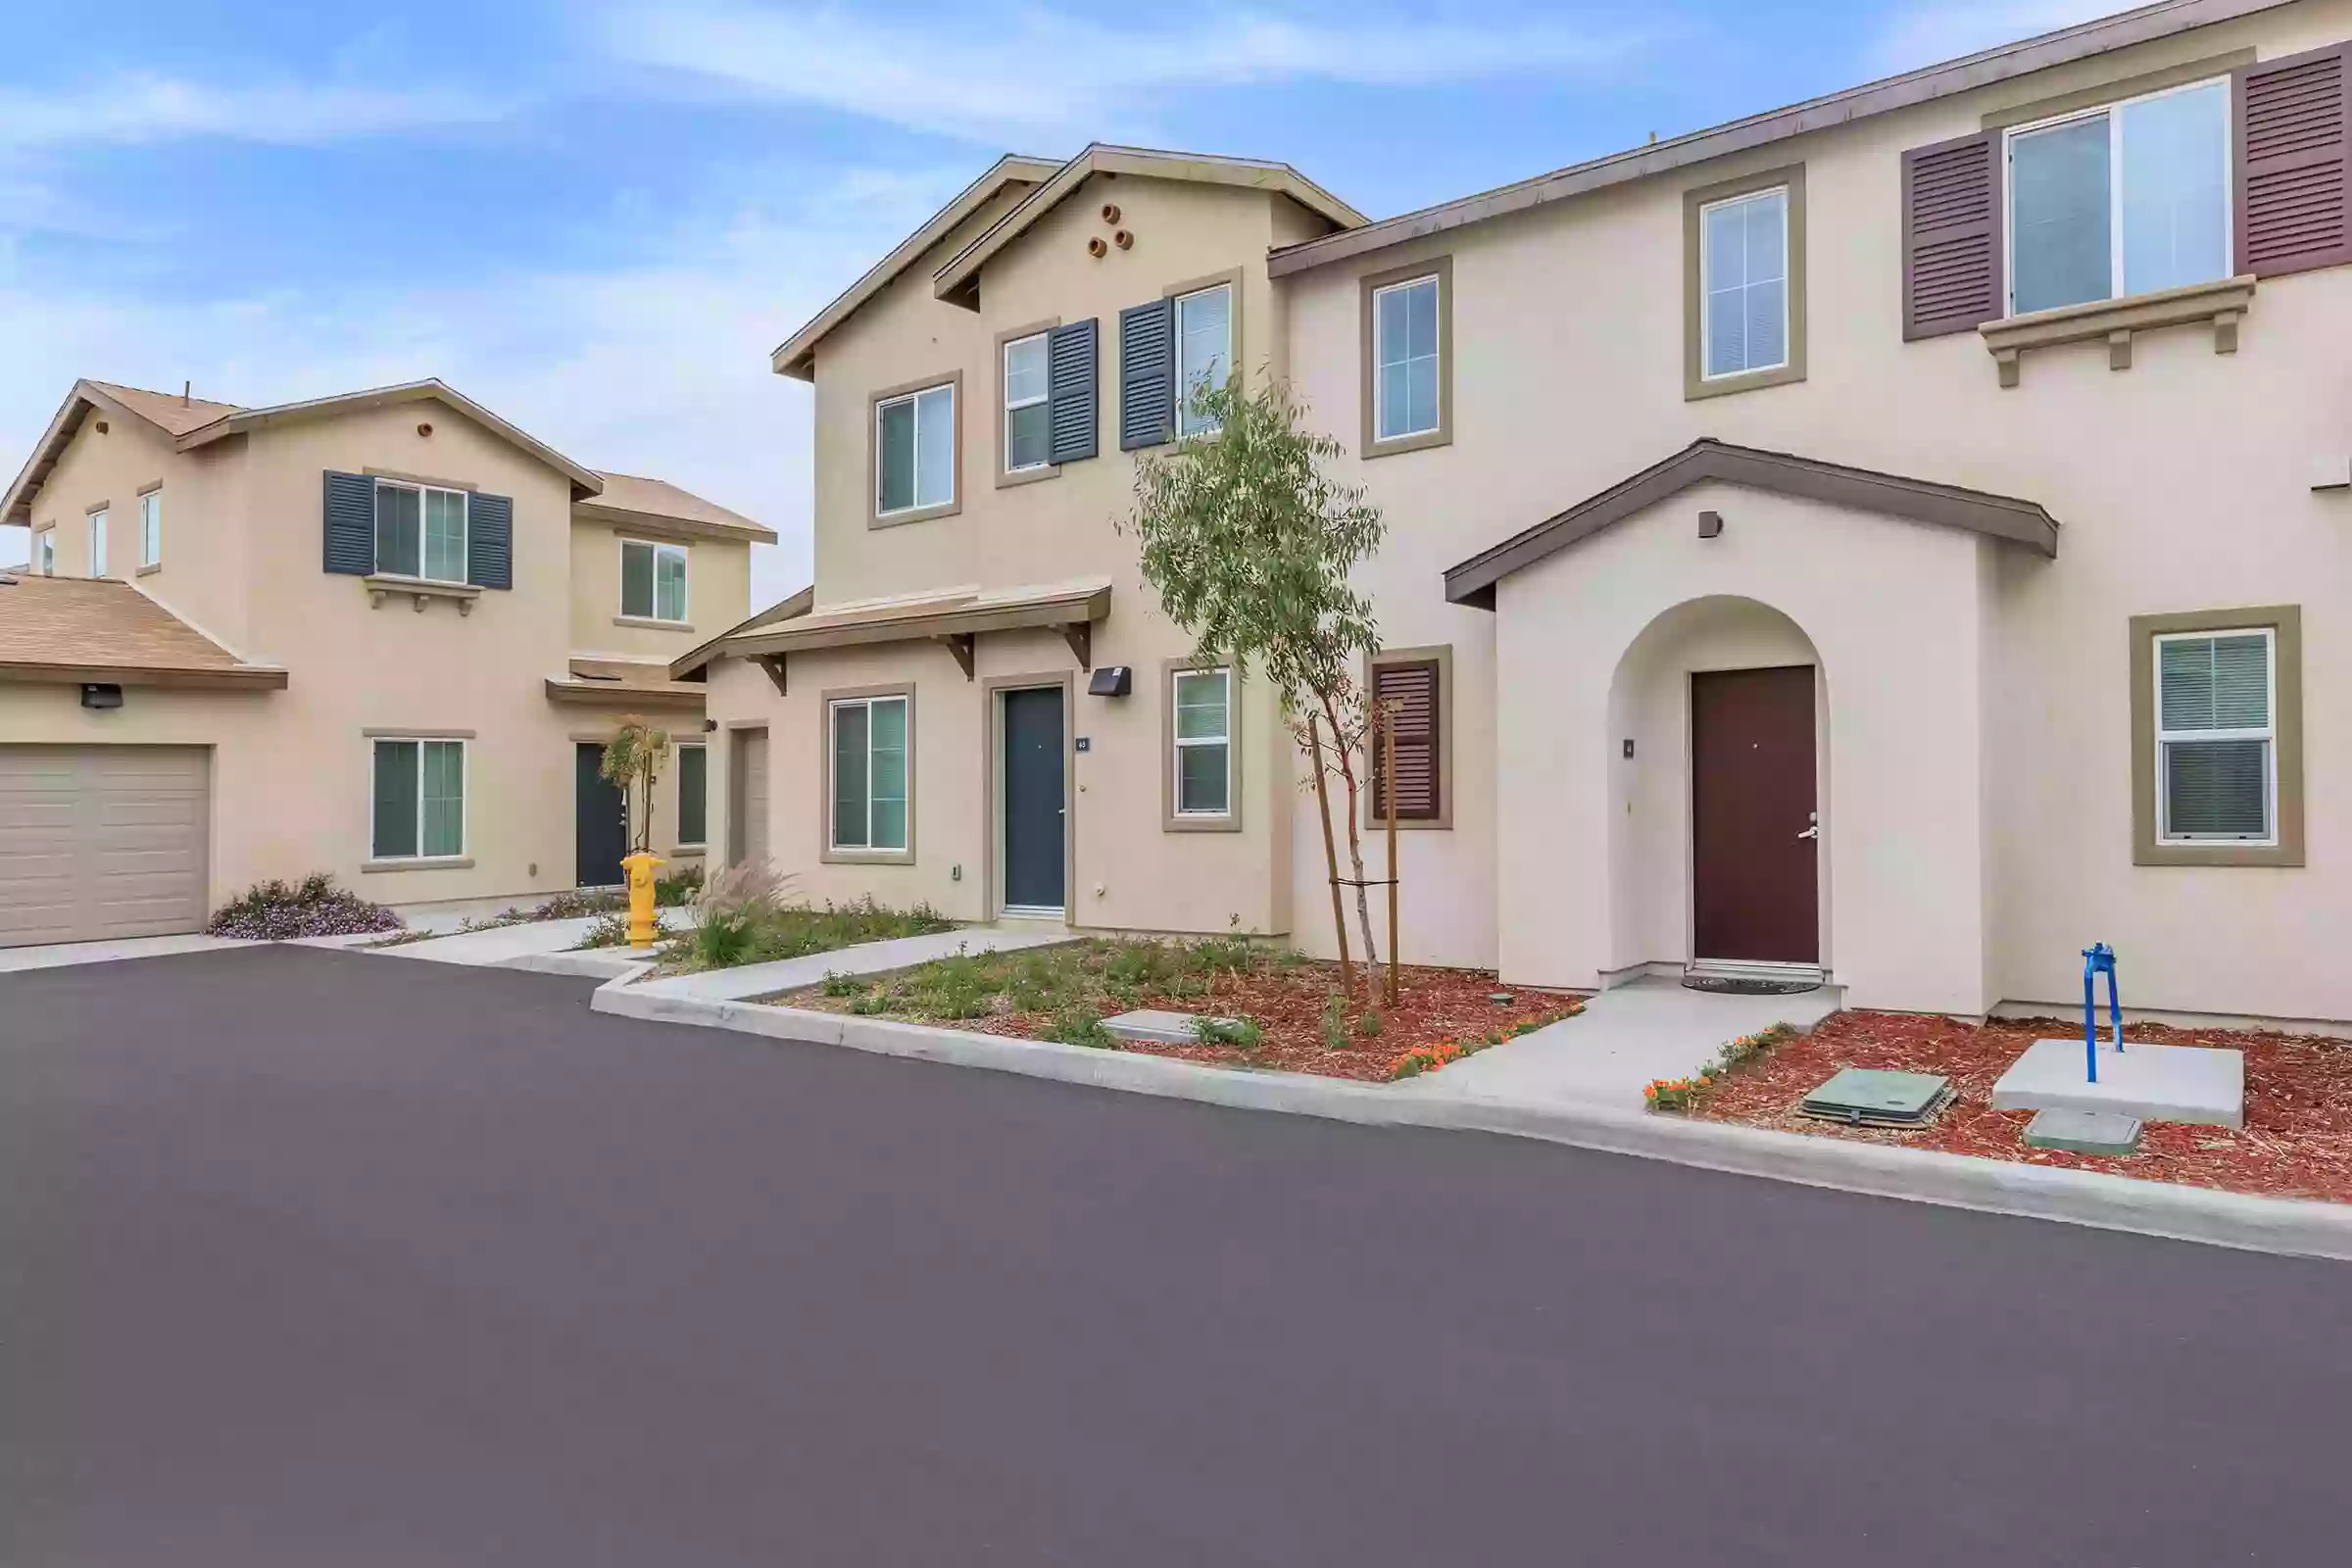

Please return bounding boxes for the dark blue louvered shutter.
[467,492,514,590]
[1118,299,1174,451]
[1046,318,1100,465]
[322,470,375,575]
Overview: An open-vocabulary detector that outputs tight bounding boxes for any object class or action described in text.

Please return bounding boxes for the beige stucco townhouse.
[688,0,2349,1030]
[0,378,774,946]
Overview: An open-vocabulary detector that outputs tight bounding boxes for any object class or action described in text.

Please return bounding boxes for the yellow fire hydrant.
[620,850,664,949]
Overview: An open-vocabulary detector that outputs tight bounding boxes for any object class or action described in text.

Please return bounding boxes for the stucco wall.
[1281,0,2352,1019]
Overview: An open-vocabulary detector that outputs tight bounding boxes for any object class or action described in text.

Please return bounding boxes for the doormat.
[1682,975,1820,997]
[1797,1067,1954,1127]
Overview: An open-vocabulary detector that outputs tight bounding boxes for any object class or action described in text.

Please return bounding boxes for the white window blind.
[1701,187,1789,377]
[2156,630,2274,842]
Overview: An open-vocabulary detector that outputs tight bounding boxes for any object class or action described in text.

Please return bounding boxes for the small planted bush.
[209,874,400,941]
[1190,1016,1264,1052]
[578,910,668,950]
[692,912,755,969]
[1045,1007,1116,1049]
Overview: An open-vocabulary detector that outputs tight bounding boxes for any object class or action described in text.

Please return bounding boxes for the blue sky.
[0,0,2117,605]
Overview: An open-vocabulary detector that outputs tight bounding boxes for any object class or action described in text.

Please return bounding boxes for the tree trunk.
[1306,714,1354,999]
[1320,692,1380,972]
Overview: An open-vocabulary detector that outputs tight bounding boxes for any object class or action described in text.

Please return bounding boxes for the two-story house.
[677,148,1364,937]
[0,377,774,946]
[688,0,2350,1029]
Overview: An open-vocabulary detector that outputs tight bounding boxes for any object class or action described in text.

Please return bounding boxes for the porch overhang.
[1443,439,2061,610]
[713,579,1111,687]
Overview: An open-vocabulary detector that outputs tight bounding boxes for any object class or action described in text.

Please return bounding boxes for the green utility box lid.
[1799,1068,1953,1127]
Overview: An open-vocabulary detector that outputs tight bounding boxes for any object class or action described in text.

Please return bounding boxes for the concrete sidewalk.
[1372,976,1840,1112]
[375,906,701,969]
[618,925,1076,1004]
[0,933,253,973]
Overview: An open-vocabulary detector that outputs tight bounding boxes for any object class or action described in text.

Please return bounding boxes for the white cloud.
[603,2,1659,140]
[1863,0,2133,78]
[0,163,971,604]
[0,74,511,152]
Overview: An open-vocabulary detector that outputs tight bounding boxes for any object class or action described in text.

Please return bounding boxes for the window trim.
[1163,270,1243,439]
[674,741,709,851]
[87,507,108,579]
[372,478,470,586]
[820,683,916,864]
[366,734,470,866]
[1358,256,1453,459]
[1162,661,1241,832]
[2130,606,2303,867]
[617,536,691,624]
[2000,73,2233,319]
[995,318,1062,488]
[1683,165,1807,402]
[137,486,163,572]
[868,372,963,528]
[1362,644,1455,831]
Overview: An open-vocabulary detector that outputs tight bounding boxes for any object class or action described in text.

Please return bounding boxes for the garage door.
[0,746,211,947]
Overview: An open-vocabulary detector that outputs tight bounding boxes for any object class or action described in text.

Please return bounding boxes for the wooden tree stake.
[1308,714,1354,1001]
[1384,703,1399,1009]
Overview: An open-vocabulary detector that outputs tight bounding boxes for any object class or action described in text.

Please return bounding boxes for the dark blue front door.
[575,744,628,889]
[1002,688,1065,911]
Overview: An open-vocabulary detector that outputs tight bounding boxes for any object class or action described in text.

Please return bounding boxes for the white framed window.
[138,489,162,568]
[620,538,689,622]
[1174,282,1233,436]
[2154,628,2275,844]
[676,742,708,849]
[1171,667,1233,817]
[370,738,466,860]
[1700,186,1790,378]
[33,528,54,575]
[830,694,909,853]
[876,383,955,516]
[87,510,108,578]
[1372,274,1442,440]
[373,480,468,583]
[2006,75,2230,317]
[1004,332,1052,473]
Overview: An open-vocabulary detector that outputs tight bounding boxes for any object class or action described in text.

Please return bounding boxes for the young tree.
[600,715,673,855]
[1119,374,1387,984]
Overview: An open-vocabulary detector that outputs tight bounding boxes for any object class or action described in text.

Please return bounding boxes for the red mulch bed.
[795,957,1579,1083]
[1690,1010,2352,1201]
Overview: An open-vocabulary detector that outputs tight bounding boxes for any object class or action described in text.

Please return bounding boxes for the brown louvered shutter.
[1371,660,1441,822]
[2236,43,2352,277]
[1901,130,2002,339]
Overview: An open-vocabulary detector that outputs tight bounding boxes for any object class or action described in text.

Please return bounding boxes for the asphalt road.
[3,945,2345,1566]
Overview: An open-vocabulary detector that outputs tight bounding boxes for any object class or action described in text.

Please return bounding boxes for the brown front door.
[1690,665,1819,964]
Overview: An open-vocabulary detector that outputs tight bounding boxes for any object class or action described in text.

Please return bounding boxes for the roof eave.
[1442,439,2060,608]
[668,583,815,680]
[175,380,607,498]
[1272,0,2292,277]
[572,500,780,546]
[0,660,288,691]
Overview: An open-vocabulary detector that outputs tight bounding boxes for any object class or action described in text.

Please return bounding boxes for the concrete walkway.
[375,907,701,968]
[1412,976,1843,1111]
[628,925,1076,1004]
[0,933,252,974]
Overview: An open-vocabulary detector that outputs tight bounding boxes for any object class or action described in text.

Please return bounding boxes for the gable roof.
[1443,439,2061,609]
[579,472,778,544]
[0,573,287,689]
[770,155,1064,381]
[174,379,606,497]
[88,380,244,437]
[929,144,1366,305]
[1272,0,2292,277]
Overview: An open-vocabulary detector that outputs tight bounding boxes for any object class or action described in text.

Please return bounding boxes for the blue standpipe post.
[2082,943,2120,1084]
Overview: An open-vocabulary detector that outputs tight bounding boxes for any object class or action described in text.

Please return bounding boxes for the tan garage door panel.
[0,746,210,947]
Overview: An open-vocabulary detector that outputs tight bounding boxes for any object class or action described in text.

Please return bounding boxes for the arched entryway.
[1604,595,1827,979]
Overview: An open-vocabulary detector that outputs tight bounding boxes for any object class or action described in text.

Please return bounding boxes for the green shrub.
[1105,942,1173,987]
[1186,936,1257,976]
[848,989,895,1015]
[692,911,755,968]
[1355,1008,1384,1040]
[579,910,668,949]
[819,970,863,997]
[1320,995,1350,1053]
[208,873,400,940]
[1190,1016,1264,1051]
[1045,1007,1116,1048]
[656,863,705,906]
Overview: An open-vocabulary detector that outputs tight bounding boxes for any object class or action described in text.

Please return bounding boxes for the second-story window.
[88,509,108,578]
[620,538,689,622]
[2008,75,2229,316]
[1701,186,1790,378]
[139,489,162,569]
[1372,273,1442,441]
[374,480,468,583]
[1174,282,1232,436]
[34,527,54,575]
[1004,333,1051,473]
[876,382,956,517]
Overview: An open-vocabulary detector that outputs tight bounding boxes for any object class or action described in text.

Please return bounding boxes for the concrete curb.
[590,982,2352,1265]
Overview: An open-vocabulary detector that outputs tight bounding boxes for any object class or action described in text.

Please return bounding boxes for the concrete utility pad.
[1993,1040,2244,1130]
[2025,1108,2144,1156]
[1799,1068,1951,1126]
[1103,1009,1238,1045]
